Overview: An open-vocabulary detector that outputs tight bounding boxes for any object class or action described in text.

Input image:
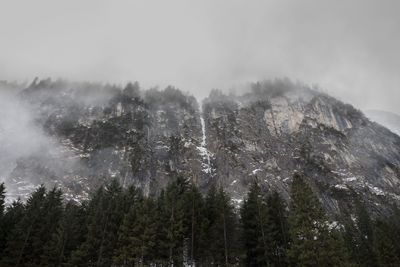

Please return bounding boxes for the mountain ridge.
[365,109,400,137]
[1,78,399,216]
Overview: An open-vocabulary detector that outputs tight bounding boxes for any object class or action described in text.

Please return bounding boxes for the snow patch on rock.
[197,111,213,175]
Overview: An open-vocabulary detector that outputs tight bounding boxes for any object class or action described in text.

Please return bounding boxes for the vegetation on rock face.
[1,176,399,266]
[2,78,400,266]
[3,78,400,218]
[251,77,299,99]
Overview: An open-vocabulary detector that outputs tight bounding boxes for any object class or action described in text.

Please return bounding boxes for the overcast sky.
[0,0,399,113]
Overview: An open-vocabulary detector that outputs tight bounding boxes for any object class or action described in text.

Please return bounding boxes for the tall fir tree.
[153,189,170,265]
[240,181,269,266]
[1,186,46,266]
[374,218,400,267]
[202,183,218,265]
[36,187,64,259]
[0,183,5,218]
[40,201,87,266]
[162,176,188,266]
[69,179,126,267]
[265,191,289,267]
[1,185,63,267]
[386,205,400,262]
[121,184,141,214]
[113,196,157,266]
[182,183,205,266]
[353,200,378,267]
[0,183,6,256]
[205,186,240,266]
[142,176,189,266]
[0,198,24,258]
[287,173,350,267]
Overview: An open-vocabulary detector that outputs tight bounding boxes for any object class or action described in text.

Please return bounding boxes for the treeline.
[0,174,400,266]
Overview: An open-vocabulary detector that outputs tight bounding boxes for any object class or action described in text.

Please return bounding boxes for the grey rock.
[1,79,399,216]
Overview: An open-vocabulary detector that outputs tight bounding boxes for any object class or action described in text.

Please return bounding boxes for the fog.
[0,82,81,199]
[0,85,48,178]
[0,0,399,113]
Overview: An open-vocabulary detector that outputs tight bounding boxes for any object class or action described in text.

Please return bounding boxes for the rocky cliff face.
[203,81,400,214]
[2,79,399,215]
[3,79,207,202]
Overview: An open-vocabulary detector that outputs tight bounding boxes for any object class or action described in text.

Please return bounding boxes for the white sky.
[0,0,399,113]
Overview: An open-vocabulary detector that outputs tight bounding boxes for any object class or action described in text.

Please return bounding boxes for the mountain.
[1,78,399,215]
[364,109,400,137]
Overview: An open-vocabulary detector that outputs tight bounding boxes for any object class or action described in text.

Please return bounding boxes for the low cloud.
[0,0,399,113]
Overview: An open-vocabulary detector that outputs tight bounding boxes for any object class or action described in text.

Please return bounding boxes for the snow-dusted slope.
[1,79,400,216]
[203,81,400,214]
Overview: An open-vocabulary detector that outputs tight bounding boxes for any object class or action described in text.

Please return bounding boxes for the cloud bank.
[0,0,399,113]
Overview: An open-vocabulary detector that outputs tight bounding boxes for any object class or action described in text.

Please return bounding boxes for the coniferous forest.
[1,174,400,267]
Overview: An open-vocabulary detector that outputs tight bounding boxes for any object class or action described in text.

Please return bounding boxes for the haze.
[0,0,399,113]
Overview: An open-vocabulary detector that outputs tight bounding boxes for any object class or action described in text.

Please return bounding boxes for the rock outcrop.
[2,78,399,215]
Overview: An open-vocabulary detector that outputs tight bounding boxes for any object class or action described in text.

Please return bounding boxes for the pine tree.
[353,200,378,267]
[121,184,141,214]
[41,201,87,266]
[387,205,400,261]
[287,173,350,267]
[0,199,25,258]
[240,181,269,266]
[0,183,5,218]
[33,187,64,262]
[162,176,188,266]
[113,197,157,266]
[374,218,400,267]
[1,185,62,267]
[68,186,105,266]
[265,191,289,266]
[153,189,170,265]
[202,183,218,265]
[112,204,138,266]
[69,179,126,266]
[0,183,6,256]
[182,183,205,266]
[204,185,239,266]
